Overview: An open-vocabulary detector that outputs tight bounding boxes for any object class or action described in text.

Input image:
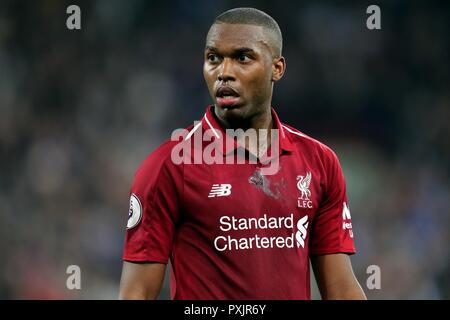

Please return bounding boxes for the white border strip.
[282,125,306,138]
[279,123,286,138]
[204,113,220,138]
[184,122,202,141]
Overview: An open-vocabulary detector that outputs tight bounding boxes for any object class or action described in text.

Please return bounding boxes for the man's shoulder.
[281,123,339,161]
[134,124,195,179]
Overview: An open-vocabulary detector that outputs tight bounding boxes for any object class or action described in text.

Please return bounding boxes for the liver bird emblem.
[297,172,312,200]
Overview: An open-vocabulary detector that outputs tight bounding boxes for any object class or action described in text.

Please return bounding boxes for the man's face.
[203,23,277,122]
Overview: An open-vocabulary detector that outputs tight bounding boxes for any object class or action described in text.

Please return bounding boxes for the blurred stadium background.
[0,0,449,299]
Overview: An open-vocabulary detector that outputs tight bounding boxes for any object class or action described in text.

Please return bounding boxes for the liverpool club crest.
[297,172,313,209]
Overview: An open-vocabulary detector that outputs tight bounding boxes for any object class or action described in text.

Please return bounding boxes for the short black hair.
[211,7,283,57]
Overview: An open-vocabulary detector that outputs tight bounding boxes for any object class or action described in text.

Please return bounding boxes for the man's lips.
[216,96,241,108]
[215,86,241,108]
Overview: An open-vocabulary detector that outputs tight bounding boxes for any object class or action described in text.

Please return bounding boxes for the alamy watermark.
[66,5,81,30]
[366,264,381,290]
[366,5,381,30]
[170,122,281,175]
[66,265,81,290]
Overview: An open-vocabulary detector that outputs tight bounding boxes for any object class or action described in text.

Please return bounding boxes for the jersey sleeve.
[309,147,356,255]
[122,143,182,263]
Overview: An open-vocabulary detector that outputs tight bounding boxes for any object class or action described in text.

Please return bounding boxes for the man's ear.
[272,56,286,82]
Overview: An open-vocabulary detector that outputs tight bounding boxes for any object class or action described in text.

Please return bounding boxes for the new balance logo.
[295,215,309,248]
[208,184,232,198]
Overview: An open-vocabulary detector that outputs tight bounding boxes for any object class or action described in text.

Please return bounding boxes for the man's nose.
[218,58,235,82]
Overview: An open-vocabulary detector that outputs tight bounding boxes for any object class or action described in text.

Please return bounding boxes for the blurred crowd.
[0,0,449,299]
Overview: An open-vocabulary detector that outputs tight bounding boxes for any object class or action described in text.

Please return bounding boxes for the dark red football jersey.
[123,105,356,300]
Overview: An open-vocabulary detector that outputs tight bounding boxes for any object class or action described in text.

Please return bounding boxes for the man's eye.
[238,55,251,62]
[207,54,219,62]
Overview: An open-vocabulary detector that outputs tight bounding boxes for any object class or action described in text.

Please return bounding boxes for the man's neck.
[213,105,274,158]
[213,104,272,129]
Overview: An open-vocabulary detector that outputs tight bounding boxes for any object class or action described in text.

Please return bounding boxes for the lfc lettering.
[297,199,313,209]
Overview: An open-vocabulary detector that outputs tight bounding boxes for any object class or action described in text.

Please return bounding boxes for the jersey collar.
[200,105,294,156]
